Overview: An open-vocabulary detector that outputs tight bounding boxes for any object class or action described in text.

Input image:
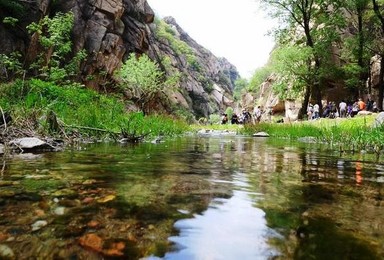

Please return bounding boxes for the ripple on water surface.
[162,188,281,260]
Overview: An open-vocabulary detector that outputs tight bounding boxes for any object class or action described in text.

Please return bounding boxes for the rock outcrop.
[148,17,238,118]
[0,0,238,118]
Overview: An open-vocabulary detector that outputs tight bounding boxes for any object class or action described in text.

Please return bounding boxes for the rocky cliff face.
[0,0,238,118]
[148,17,238,118]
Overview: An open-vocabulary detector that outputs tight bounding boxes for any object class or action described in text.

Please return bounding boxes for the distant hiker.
[231,114,239,124]
[339,100,347,118]
[313,103,320,119]
[221,113,228,124]
[358,98,366,111]
[307,104,313,120]
[253,106,262,123]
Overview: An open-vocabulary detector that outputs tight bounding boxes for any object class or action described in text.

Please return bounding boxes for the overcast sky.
[146,0,277,79]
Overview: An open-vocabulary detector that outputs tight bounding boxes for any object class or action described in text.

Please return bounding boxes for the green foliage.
[225,107,234,120]
[247,66,272,92]
[0,80,189,138]
[0,52,23,80]
[3,17,18,26]
[120,112,189,137]
[155,19,199,70]
[26,12,85,83]
[27,12,73,55]
[342,63,364,89]
[209,114,221,124]
[173,107,196,124]
[117,53,179,114]
[233,78,248,101]
[269,45,314,99]
[240,115,384,155]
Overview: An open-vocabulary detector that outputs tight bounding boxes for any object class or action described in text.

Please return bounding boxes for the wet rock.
[298,136,317,143]
[87,220,100,229]
[31,220,48,231]
[9,137,46,149]
[79,233,103,253]
[82,179,98,185]
[0,233,8,242]
[197,129,237,136]
[0,181,14,187]
[373,112,384,128]
[97,195,116,203]
[253,132,270,137]
[82,197,95,204]
[357,110,372,116]
[34,209,46,217]
[54,207,66,215]
[0,244,15,260]
[52,189,78,198]
[103,240,126,257]
[0,190,15,198]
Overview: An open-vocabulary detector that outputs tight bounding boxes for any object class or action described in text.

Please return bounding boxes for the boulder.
[9,137,47,149]
[253,132,269,137]
[373,112,384,128]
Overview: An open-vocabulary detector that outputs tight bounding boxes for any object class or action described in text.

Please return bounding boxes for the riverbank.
[0,80,190,153]
[1,79,384,157]
[193,113,384,158]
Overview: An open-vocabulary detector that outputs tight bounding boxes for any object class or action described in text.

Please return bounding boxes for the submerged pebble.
[31,220,48,231]
[54,207,66,215]
[0,244,15,260]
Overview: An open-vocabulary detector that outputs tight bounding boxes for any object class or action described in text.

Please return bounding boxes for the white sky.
[146,0,276,79]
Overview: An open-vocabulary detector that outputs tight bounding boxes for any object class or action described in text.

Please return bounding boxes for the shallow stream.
[0,135,383,259]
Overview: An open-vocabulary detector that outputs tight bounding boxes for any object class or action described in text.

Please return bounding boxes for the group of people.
[307,98,378,120]
[221,109,252,124]
[221,106,272,125]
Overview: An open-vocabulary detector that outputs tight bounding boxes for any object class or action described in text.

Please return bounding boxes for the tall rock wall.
[148,17,239,118]
[0,0,238,118]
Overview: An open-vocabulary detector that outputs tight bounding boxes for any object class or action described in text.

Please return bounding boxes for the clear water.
[0,135,383,259]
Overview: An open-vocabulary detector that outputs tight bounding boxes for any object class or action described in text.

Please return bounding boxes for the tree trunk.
[299,85,311,119]
[357,5,367,98]
[378,55,384,111]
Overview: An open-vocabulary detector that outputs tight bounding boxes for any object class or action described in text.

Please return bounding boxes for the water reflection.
[0,136,383,259]
[164,172,281,260]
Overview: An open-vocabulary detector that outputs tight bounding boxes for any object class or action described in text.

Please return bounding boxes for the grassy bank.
[0,79,190,141]
[191,114,383,155]
[240,115,383,154]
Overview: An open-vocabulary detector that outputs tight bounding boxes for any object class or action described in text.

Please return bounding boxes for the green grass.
[252,116,383,154]
[192,115,384,155]
[0,79,190,139]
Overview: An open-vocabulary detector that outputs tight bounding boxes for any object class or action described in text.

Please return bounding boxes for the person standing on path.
[339,100,347,118]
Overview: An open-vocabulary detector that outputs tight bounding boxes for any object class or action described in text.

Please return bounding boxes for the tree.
[259,0,323,117]
[117,53,179,115]
[371,0,384,110]
[26,12,78,82]
[270,45,315,100]
[233,78,248,101]
[342,0,371,98]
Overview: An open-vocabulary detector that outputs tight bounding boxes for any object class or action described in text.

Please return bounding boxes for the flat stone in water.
[31,220,48,231]
[54,207,66,215]
[298,136,317,143]
[9,137,46,149]
[0,244,15,259]
[253,132,269,137]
